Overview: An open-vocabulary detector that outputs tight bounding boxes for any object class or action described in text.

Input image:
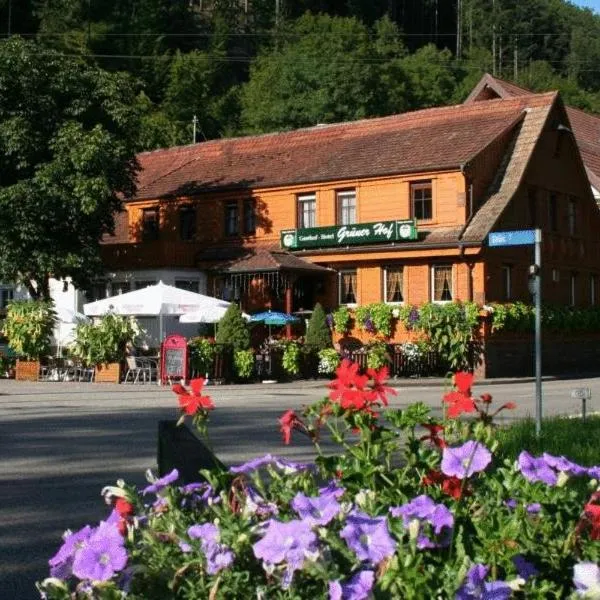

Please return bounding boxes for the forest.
[4,0,600,151]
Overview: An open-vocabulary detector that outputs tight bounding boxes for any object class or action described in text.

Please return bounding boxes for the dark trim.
[292,240,482,257]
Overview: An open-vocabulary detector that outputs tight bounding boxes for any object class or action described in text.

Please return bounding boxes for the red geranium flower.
[278,409,309,445]
[419,423,447,448]
[172,378,215,416]
[114,498,134,517]
[443,372,477,418]
[584,502,600,540]
[422,469,464,500]
[367,366,397,406]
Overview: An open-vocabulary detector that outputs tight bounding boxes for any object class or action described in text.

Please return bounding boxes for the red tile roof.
[465,73,600,190]
[133,94,555,200]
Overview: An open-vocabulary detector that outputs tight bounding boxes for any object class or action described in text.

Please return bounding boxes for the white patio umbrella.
[83,281,230,341]
[179,304,250,324]
[54,307,89,357]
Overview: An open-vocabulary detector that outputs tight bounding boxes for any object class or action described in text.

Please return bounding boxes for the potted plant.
[70,313,142,383]
[2,300,56,381]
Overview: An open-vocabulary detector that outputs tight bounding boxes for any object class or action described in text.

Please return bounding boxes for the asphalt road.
[1,375,599,599]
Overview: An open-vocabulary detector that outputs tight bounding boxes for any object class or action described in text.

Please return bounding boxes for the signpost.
[280,219,417,250]
[571,387,591,421]
[488,228,543,435]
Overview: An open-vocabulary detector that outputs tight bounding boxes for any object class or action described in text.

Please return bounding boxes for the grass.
[496,415,600,466]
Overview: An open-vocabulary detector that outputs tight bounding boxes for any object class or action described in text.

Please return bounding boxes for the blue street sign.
[488,229,536,247]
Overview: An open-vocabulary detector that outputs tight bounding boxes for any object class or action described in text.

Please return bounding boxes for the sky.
[572,0,600,13]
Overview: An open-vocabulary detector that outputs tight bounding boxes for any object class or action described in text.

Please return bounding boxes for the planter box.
[158,420,224,484]
[15,359,40,381]
[94,362,121,383]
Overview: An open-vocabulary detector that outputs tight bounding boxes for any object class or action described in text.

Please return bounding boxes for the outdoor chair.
[124,356,156,384]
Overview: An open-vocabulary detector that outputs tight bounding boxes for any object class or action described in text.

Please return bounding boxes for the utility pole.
[7,0,11,36]
[275,0,280,27]
[192,115,198,144]
[492,0,496,76]
[456,0,462,57]
[513,36,518,80]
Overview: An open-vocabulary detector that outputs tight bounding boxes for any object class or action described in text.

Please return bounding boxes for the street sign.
[488,230,536,247]
[571,388,591,400]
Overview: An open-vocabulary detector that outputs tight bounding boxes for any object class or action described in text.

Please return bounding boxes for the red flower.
[117,518,128,536]
[584,502,600,540]
[419,423,447,448]
[278,409,308,445]
[367,366,397,406]
[422,469,464,500]
[443,371,477,418]
[172,378,215,416]
[480,393,493,404]
[114,498,134,517]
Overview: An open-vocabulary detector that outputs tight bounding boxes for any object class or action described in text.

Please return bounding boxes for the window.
[552,269,560,283]
[134,280,156,290]
[0,288,13,310]
[297,193,316,229]
[568,198,577,236]
[570,273,577,306]
[411,181,432,221]
[548,194,558,232]
[142,208,160,241]
[224,202,239,236]
[502,265,512,301]
[88,281,107,301]
[179,205,196,241]
[175,280,200,293]
[432,265,453,302]
[528,188,537,228]
[339,270,357,305]
[337,190,356,225]
[384,266,404,303]
[243,199,256,234]
[111,281,131,295]
[591,275,597,306]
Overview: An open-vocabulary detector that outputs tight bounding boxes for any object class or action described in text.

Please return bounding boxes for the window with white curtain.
[384,266,404,303]
[339,270,357,305]
[336,190,356,225]
[431,265,453,302]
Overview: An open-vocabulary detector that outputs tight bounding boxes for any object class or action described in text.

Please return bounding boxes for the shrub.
[215,304,250,351]
[70,314,142,365]
[188,337,216,376]
[365,340,389,369]
[355,303,394,337]
[2,300,56,359]
[304,303,332,350]
[40,368,600,599]
[281,341,301,376]
[318,348,341,374]
[332,305,351,335]
[233,348,254,379]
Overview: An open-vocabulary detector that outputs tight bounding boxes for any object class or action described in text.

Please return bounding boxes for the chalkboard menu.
[160,334,188,384]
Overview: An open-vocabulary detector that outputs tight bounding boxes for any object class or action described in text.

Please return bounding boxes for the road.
[0,375,598,599]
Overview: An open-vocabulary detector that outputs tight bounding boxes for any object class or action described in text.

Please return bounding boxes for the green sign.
[280,219,417,250]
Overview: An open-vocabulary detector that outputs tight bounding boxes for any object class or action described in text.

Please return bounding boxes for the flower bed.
[39,365,600,599]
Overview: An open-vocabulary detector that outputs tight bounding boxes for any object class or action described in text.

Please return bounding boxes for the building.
[99,88,600,336]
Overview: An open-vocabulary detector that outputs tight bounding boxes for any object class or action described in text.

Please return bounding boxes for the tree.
[0,37,140,300]
[304,303,332,350]
[215,304,250,351]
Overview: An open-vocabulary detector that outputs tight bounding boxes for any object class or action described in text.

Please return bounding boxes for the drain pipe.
[459,163,476,302]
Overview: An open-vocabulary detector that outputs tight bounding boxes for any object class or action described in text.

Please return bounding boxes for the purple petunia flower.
[49,525,93,579]
[188,523,219,548]
[512,555,538,580]
[229,454,313,475]
[319,482,346,500]
[441,441,492,479]
[543,453,587,477]
[142,468,179,495]
[329,570,375,600]
[205,546,235,575]
[253,519,319,589]
[246,485,279,517]
[179,481,220,508]
[71,522,128,582]
[517,451,557,486]
[456,563,512,600]
[340,511,396,564]
[188,522,235,574]
[390,495,454,549]
[573,562,600,597]
[526,502,541,514]
[504,499,518,510]
[291,490,342,527]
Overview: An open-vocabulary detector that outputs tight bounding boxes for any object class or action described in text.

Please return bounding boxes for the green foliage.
[332,306,351,335]
[1,300,56,360]
[215,304,250,351]
[304,303,332,350]
[70,314,142,365]
[281,341,301,376]
[0,37,140,299]
[497,416,600,467]
[355,303,395,337]
[400,302,480,371]
[233,349,254,380]
[188,337,216,376]
[365,340,389,370]
[317,348,341,374]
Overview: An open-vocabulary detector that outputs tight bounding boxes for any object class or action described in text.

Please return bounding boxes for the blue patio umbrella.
[249,311,300,336]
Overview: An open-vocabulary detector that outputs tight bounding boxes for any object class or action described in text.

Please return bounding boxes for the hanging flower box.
[15,359,40,381]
